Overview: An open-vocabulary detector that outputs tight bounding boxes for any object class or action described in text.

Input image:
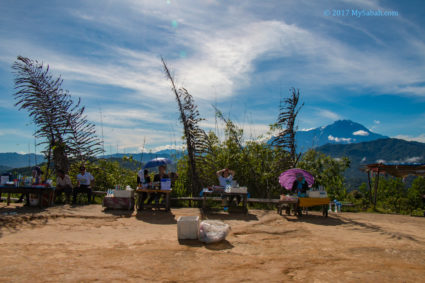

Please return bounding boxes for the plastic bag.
[198,220,230,243]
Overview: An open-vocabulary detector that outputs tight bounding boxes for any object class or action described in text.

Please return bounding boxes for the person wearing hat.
[73,165,94,204]
[292,173,308,197]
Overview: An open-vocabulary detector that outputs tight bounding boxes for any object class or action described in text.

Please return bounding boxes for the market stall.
[278,168,329,217]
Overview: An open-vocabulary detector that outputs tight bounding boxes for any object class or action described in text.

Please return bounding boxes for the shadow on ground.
[136,210,177,225]
[0,205,49,239]
[202,210,259,222]
[102,208,133,218]
[178,239,234,250]
[284,214,346,226]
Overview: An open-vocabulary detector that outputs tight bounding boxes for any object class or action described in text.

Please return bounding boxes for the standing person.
[216,168,240,206]
[147,165,169,205]
[138,169,151,205]
[55,169,72,203]
[73,166,94,204]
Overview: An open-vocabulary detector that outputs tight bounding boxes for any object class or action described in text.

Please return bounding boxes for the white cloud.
[376,159,386,163]
[101,126,178,151]
[1,0,425,154]
[361,157,367,163]
[328,135,352,143]
[389,156,423,163]
[0,129,33,139]
[145,144,186,153]
[88,108,173,128]
[353,130,369,136]
[404,156,422,163]
[394,134,425,143]
[317,109,341,121]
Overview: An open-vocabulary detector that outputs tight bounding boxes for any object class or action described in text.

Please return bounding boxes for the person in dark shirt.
[292,173,309,197]
[147,165,169,205]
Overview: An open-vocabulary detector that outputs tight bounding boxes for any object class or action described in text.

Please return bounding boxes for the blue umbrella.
[143,157,173,169]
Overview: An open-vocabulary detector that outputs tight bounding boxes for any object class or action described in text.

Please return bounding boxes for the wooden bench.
[247,198,280,204]
[171,196,222,207]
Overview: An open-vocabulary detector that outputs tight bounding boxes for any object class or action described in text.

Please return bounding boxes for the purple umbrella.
[279,168,315,190]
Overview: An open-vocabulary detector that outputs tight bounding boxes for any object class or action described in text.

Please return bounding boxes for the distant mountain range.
[289,120,387,152]
[0,153,45,170]
[0,150,184,172]
[103,149,184,163]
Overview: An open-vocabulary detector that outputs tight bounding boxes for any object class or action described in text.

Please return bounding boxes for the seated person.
[55,169,72,203]
[292,173,308,197]
[216,168,241,206]
[73,166,94,204]
[138,169,151,204]
[18,166,43,205]
[147,165,169,205]
[170,172,178,188]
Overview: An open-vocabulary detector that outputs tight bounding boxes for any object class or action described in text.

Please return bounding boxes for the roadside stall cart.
[278,168,330,217]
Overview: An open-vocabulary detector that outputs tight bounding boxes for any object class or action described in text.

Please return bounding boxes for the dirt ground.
[0,203,424,283]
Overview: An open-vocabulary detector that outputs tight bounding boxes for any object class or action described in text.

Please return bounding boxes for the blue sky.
[0,0,424,155]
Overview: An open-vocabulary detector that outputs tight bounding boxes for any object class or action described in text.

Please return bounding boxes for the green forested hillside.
[316,138,425,190]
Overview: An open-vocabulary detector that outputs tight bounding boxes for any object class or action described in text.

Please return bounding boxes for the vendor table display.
[103,189,134,210]
[201,186,248,213]
[0,185,55,208]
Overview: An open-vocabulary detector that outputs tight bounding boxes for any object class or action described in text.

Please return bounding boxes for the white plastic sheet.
[198,220,230,243]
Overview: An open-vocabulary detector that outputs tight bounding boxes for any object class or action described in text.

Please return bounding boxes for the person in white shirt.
[217,168,234,187]
[216,168,240,206]
[56,169,72,203]
[73,166,94,204]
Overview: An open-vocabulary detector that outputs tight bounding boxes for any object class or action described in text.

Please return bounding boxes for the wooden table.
[0,185,55,208]
[202,189,248,213]
[277,198,299,215]
[298,197,330,217]
[135,189,172,211]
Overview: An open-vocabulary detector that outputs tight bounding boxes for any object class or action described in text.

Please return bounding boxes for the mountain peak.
[290,120,387,151]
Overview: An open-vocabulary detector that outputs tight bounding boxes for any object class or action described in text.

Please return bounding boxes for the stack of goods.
[103,186,134,210]
[227,186,248,194]
[280,194,298,201]
[307,190,328,198]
